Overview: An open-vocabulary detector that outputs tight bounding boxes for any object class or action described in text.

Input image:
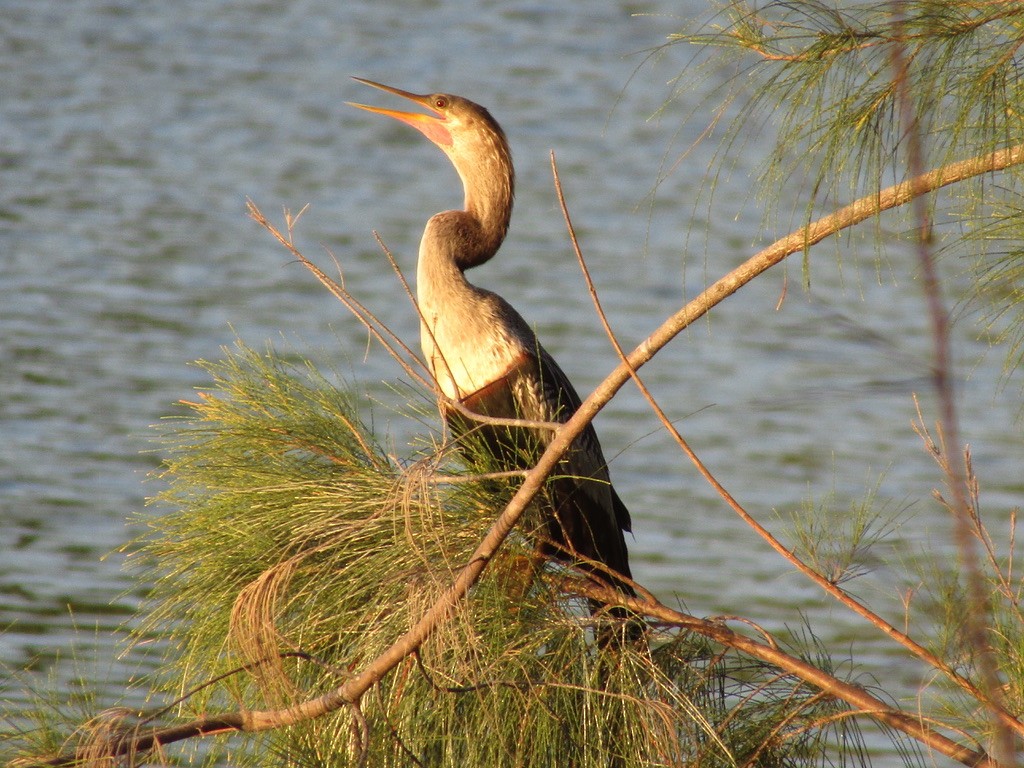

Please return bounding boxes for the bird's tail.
[593,605,646,649]
[587,573,647,651]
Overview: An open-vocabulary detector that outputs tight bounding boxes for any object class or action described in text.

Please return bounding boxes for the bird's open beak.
[347,77,453,147]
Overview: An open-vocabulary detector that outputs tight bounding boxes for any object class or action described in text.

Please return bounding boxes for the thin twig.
[248,201,434,391]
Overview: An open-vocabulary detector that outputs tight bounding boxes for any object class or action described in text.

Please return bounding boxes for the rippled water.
[2,0,1021,763]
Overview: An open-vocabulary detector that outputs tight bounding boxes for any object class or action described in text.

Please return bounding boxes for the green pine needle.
[113,341,862,767]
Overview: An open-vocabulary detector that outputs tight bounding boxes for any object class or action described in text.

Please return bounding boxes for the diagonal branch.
[551,151,1024,740]
[247,200,434,393]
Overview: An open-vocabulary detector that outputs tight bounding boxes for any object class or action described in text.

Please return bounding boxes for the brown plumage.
[350,79,640,643]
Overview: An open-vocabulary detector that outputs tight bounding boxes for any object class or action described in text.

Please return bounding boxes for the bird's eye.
[434,96,448,109]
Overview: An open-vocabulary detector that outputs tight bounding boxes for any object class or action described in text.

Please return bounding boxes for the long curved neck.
[459,173,513,268]
[415,127,520,398]
[416,210,519,400]
[417,211,484,299]
[448,129,514,270]
[415,145,514,324]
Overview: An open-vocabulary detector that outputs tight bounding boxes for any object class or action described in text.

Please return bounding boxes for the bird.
[349,78,641,645]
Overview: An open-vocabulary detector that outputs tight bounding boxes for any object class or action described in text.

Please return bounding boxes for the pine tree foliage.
[120,342,866,767]
[667,0,1024,375]
[673,1,1023,209]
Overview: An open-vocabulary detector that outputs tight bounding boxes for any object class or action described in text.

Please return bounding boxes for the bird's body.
[421,254,634,578]
[350,80,638,637]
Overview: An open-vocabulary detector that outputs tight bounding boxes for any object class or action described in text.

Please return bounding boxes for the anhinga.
[349,79,640,643]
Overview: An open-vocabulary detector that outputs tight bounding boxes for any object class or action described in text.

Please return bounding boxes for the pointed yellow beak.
[348,77,453,147]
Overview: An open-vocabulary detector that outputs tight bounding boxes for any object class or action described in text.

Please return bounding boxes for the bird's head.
[348,78,457,147]
[348,78,515,267]
[348,78,513,207]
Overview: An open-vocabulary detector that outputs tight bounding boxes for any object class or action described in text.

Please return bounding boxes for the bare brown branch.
[552,150,1024,741]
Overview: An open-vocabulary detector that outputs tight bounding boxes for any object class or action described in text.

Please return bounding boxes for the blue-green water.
[2,1,1020,763]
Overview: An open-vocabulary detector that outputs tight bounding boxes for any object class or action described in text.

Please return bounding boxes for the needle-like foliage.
[672,1,1024,218]
[665,1,1024,380]
[112,341,867,768]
